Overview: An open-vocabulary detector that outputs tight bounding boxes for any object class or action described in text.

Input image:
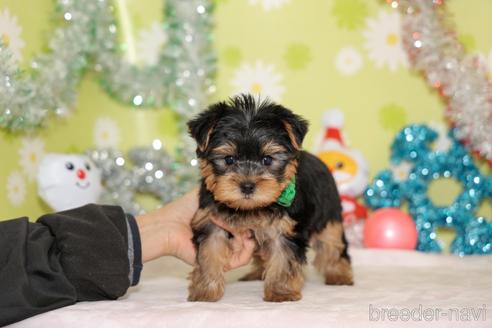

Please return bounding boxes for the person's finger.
[241,230,253,239]
[229,229,254,253]
[230,236,242,253]
[226,235,256,271]
[234,235,255,267]
[210,216,234,234]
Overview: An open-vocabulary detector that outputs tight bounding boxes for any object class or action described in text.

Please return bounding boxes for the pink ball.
[363,208,418,250]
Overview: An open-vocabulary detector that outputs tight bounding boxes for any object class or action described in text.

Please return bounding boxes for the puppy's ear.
[187,102,228,152]
[274,106,308,150]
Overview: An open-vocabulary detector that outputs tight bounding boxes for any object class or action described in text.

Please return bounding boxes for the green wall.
[1,0,491,225]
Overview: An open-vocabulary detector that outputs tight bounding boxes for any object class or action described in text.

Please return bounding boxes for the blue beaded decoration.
[364,124,492,256]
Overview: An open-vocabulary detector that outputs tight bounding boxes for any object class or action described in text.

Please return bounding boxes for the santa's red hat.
[321,109,345,150]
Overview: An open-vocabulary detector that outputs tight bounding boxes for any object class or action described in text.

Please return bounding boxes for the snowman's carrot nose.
[77,169,86,180]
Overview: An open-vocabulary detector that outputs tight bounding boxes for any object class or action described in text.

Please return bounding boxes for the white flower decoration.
[231,61,285,102]
[485,49,492,82]
[136,22,167,66]
[429,121,452,152]
[19,137,45,181]
[93,117,120,148]
[363,10,408,71]
[335,47,363,76]
[6,170,26,206]
[391,161,413,182]
[0,8,25,62]
[249,0,290,11]
[487,49,492,82]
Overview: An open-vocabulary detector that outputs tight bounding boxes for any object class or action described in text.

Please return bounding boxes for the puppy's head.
[188,94,308,210]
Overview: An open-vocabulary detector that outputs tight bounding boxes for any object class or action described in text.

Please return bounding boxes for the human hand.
[164,190,256,271]
[209,217,256,271]
[136,188,198,263]
[137,188,255,271]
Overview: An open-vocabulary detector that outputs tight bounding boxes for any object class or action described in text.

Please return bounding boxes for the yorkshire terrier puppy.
[187,94,353,302]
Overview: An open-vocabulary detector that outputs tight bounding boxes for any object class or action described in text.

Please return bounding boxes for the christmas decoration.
[38,154,103,211]
[364,124,492,256]
[86,141,191,215]
[363,208,418,250]
[0,0,215,132]
[317,109,369,247]
[95,0,216,113]
[390,0,492,162]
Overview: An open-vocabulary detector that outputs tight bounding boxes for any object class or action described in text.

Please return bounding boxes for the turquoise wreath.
[364,124,492,256]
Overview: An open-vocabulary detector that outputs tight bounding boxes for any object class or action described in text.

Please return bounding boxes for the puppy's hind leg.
[312,222,353,285]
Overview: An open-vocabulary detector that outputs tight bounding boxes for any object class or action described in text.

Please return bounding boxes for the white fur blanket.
[10,249,492,328]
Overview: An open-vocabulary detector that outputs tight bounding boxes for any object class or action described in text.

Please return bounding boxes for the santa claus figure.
[317,109,369,246]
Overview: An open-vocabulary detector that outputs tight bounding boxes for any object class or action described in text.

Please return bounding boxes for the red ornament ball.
[363,208,418,250]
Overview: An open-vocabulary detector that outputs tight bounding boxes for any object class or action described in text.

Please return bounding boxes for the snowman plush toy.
[38,154,103,211]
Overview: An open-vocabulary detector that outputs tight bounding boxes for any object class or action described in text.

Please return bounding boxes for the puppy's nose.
[240,181,256,195]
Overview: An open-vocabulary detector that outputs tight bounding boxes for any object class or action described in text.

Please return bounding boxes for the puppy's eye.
[336,162,344,169]
[65,162,74,170]
[262,156,273,166]
[85,163,91,171]
[224,156,236,165]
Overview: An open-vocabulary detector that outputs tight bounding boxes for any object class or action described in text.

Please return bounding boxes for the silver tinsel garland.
[1,0,216,203]
[391,0,492,161]
[86,141,193,215]
[94,0,216,112]
[0,0,216,132]
[0,0,93,131]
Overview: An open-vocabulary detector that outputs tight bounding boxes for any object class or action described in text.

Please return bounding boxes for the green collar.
[276,177,296,207]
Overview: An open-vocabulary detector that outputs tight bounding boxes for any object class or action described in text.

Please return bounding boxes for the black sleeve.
[0,204,142,326]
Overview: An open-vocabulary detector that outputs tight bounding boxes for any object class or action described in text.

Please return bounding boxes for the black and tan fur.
[187,94,353,302]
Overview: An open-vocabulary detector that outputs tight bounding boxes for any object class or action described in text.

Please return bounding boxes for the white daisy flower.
[363,10,408,71]
[0,8,25,62]
[335,47,363,76]
[249,0,290,11]
[231,61,285,102]
[390,161,413,182]
[93,117,120,148]
[19,137,45,181]
[485,49,492,82]
[6,170,26,206]
[429,121,452,152]
[136,22,167,66]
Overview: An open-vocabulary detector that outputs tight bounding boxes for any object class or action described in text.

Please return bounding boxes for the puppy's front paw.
[188,270,224,302]
[264,290,302,302]
[187,294,222,302]
[188,286,224,302]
